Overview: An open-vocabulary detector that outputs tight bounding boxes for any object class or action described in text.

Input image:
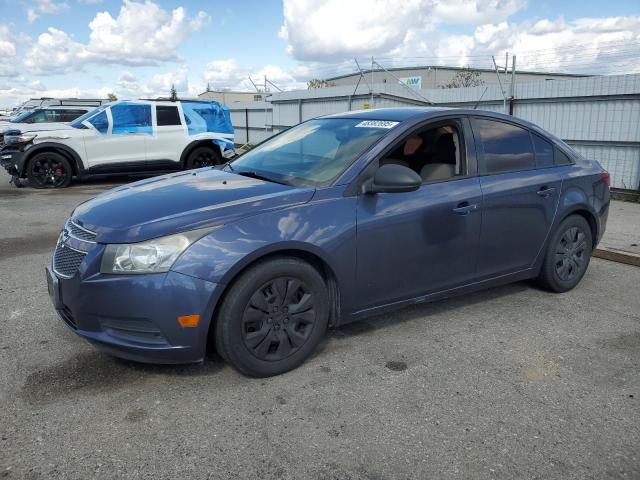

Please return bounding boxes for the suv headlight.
[100,227,218,274]
[4,132,37,146]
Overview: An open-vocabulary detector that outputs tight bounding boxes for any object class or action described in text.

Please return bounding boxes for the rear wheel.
[26,152,72,188]
[215,257,329,377]
[185,146,222,169]
[537,215,593,292]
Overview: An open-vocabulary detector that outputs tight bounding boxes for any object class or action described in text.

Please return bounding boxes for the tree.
[107,93,117,102]
[439,67,485,89]
[307,79,335,89]
[170,84,178,101]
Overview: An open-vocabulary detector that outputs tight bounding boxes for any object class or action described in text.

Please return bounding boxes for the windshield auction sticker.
[355,120,399,129]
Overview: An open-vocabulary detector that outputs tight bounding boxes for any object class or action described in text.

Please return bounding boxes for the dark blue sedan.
[46,108,610,377]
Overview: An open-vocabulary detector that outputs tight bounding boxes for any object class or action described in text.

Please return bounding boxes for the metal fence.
[229,74,640,190]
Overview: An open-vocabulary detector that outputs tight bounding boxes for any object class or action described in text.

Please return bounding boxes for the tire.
[215,257,329,377]
[184,146,222,169]
[537,215,593,293]
[26,151,73,188]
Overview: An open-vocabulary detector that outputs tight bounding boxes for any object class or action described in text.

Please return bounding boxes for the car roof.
[320,107,545,132]
[30,106,91,111]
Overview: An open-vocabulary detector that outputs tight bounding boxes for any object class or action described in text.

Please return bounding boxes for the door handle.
[452,202,478,215]
[536,186,556,197]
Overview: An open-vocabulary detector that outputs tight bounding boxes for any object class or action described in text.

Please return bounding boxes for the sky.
[0,0,639,107]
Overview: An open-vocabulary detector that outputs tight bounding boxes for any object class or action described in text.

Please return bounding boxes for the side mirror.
[363,163,422,194]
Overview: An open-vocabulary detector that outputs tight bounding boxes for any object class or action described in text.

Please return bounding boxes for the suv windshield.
[70,106,106,129]
[228,118,395,187]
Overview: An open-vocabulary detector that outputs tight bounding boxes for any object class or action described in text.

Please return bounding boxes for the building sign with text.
[399,76,422,89]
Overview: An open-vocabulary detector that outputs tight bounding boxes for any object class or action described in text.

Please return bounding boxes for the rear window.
[555,148,573,166]
[60,110,88,122]
[532,133,554,168]
[156,106,181,126]
[473,118,535,174]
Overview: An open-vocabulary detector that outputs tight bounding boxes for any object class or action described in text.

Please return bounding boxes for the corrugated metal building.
[326,65,589,90]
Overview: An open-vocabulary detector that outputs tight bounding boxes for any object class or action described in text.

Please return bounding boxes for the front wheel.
[537,215,593,292]
[184,146,222,169]
[26,152,73,188]
[214,257,329,377]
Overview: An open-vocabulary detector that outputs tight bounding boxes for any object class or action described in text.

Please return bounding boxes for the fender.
[171,192,358,314]
[20,142,85,177]
[179,139,222,167]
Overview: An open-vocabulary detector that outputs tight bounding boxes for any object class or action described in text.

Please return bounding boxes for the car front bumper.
[46,264,223,364]
[0,149,22,176]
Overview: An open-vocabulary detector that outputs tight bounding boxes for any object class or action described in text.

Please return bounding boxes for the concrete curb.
[594,247,640,267]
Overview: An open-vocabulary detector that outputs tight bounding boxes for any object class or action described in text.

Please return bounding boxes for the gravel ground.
[0,176,639,480]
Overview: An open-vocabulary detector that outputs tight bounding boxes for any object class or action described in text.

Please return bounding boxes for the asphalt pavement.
[0,175,638,480]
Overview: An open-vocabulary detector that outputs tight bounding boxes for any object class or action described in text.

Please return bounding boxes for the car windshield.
[10,110,37,123]
[70,106,106,129]
[228,118,396,187]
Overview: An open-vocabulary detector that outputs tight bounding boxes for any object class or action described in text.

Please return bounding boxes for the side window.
[44,110,62,122]
[88,110,109,134]
[28,111,48,123]
[110,103,152,135]
[380,123,464,183]
[473,118,535,174]
[60,110,87,122]
[532,133,554,168]
[156,106,181,126]
[555,148,573,166]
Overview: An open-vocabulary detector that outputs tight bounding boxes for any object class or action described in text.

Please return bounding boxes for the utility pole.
[264,75,268,133]
[370,56,374,109]
[492,55,508,114]
[509,55,517,115]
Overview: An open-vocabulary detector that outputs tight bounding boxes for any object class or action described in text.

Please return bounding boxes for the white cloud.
[279,0,526,61]
[23,0,210,74]
[278,1,640,76]
[202,58,305,91]
[27,0,70,23]
[0,27,19,77]
[430,16,640,74]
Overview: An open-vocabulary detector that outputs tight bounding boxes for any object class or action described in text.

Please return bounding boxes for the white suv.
[0,99,235,188]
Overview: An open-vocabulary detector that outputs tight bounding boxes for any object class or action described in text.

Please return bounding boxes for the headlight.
[100,227,218,274]
[4,133,37,146]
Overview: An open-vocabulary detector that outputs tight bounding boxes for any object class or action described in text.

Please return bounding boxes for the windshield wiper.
[234,170,289,185]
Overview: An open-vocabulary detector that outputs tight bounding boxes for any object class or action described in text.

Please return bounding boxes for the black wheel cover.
[554,226,588,281]
[241,277,317,362]
[29,155,70,188]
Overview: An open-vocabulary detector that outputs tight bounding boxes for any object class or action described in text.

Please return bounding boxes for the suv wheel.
[185,146,222,169]
[215,257,329,377]
[26,152,73,188]
[537,214,593,292]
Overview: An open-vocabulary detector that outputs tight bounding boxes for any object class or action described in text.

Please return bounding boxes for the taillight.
[601,171,611,189]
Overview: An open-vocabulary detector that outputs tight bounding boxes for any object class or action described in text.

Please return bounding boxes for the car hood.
[73,168,315,243]
[0,122,75,133]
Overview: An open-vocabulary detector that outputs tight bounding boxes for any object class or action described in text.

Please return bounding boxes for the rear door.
[84,103,149,169]
[145,104,187,164]
[471,117,561,278]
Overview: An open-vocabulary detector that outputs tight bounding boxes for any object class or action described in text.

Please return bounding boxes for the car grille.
[52,218,97,279]
[66,219,97,242]
[53,244,87,278]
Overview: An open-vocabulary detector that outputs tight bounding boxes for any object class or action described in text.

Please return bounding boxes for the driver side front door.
[354,118,482,313]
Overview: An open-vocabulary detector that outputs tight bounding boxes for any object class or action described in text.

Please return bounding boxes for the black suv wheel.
[26,151,73,188]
